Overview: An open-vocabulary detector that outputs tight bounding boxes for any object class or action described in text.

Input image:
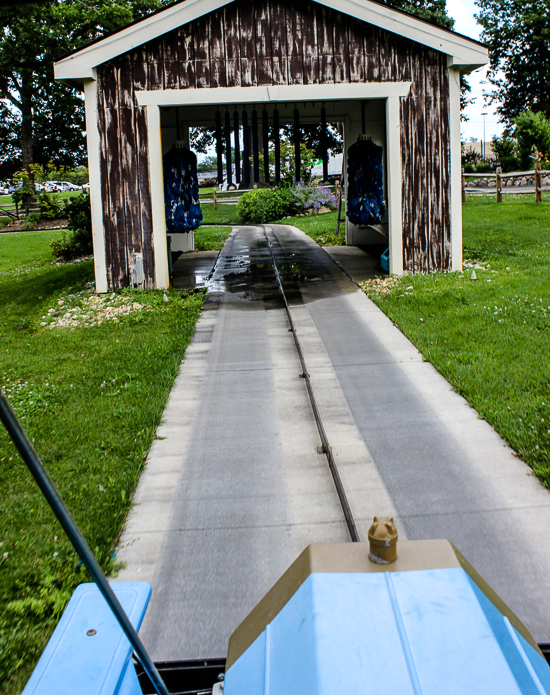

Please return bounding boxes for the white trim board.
[54,0,487,84]
[136,83,412,107]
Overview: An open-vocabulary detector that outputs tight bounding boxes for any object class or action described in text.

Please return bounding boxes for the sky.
[445,0,504,142]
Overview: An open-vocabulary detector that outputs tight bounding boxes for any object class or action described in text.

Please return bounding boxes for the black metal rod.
[321,106,328,182]
[215,110,223,185]
[273,108,280,184]
[0,390,170,695]
[293,107,301,182]
[242,109,250,186]
[225,110,232,187]
[252,109,260,183]
[262,108,270,183]
[233,110,240,185]
[262,233,360,543]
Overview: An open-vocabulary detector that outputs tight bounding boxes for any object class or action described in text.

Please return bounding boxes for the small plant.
[237,187,295,223]
[0,217,9,228]
[289,182,337,212]
[38,191,61,220]
[22,213,40,231]
[50,193,92,260]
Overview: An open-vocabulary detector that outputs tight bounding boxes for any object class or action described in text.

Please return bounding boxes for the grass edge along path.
[361,196,550,489]
[0,231,204,694]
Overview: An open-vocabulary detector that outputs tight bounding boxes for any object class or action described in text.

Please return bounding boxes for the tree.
[385,0,454,30]
[475,0,550,123]
[513,110,550,167]
[0,0,167,175]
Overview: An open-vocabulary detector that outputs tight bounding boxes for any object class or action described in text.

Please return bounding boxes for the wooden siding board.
[238,1,256,59]
[332,13,349,83]
[439,58,452,269]
[224,4,240,61]
[104,107,128,287]
[240,57,257,86]
[97,106,113,285]
[135,106,155,285]
[119,107,142,264]
[364,25,380,81]
[269,0,286,58]
[400,95,414,271]
[302,2,319,84]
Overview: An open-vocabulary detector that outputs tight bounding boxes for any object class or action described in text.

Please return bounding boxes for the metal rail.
[0,390,170,695]
[263,228,361,543]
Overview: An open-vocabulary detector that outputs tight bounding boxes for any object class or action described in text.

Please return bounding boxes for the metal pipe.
[215,110,223,185]
[273,108,281,184]
[262,108,270,183]
[321,106,328,182]
[0,390,170,695]
[225,110,232,188]
[263,232,360,543]
[294,107,301,182]
[242,109,250,186]
[233,110,241,185]
[252,109,260,183]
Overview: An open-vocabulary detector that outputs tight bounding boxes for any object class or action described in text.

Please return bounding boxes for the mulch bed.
[0,218,68,234]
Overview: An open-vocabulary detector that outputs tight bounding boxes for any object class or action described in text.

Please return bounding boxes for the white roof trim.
[136,82,412,106]
[54,0,487,83]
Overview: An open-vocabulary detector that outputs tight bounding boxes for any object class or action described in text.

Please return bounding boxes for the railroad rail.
[263,227,360,543]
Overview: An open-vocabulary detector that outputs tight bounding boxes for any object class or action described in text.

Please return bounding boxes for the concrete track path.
[117,224,550,661]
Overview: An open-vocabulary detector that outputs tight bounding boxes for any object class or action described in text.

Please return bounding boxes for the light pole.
[481,112,487,160]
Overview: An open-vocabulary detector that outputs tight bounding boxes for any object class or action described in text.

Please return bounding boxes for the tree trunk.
[20,69,34,171]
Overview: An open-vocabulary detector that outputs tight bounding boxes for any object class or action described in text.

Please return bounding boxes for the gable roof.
[54,0,487,85]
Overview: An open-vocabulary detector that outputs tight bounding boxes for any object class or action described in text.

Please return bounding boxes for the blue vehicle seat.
[22,582,151,695]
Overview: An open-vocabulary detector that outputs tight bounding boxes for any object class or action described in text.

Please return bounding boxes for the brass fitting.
[368,516,398,564]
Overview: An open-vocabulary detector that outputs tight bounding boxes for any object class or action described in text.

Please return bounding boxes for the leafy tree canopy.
[385,0,454,30]
[475,0,550,123]
[0,0,167,175]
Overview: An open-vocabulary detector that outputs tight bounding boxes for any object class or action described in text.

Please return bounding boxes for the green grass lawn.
[362,196,550,486]
[274,208,344,246]
[194,225,233,251]
[0,232,203,694]
[200,202,241,225]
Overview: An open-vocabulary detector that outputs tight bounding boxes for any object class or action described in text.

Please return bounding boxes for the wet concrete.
[171,250,220,290]
[116,224,550,661]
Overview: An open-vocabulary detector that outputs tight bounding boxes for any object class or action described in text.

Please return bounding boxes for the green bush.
[50,193,92,260]
[463,162,475,173]
[474,159,493,173]
[237,187,295,223]
[22,213,40,231]
[37,191,61,220]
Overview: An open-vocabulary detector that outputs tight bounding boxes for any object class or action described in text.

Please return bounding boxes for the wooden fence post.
[15,201,19,219]
[461,168,466,203]
[496,167,503,203]
[213,187,217,210]
[535,162,542,203]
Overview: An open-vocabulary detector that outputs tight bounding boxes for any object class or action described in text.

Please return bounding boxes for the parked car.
[8,182,22,194]
[57,181,82,192]
[0,184,9,196]
[81,183,90,191]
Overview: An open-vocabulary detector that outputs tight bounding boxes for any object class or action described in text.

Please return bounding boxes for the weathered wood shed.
[55,0,487,292]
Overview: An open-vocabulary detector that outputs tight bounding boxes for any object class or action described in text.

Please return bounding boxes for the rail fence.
[462,162,549,203]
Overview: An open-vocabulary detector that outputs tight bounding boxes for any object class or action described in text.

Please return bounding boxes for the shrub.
[463,162,475,173]
[38,191,61,219]
[513,111,550,169]
[289,182,337,212]
[237,188,294,223]
[474,159,493,173]
[50,193,92,260]
[22,213,40,231]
